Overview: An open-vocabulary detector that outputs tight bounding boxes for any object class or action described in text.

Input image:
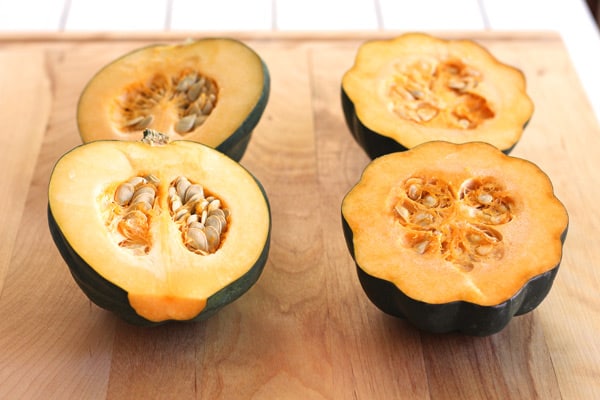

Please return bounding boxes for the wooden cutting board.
[0,32,598,399]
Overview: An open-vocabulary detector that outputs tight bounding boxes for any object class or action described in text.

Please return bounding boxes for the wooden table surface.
[0,32,599,399]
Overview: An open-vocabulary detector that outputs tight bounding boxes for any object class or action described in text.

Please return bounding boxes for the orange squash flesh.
[342,141,568,307]
[341,33,534,157]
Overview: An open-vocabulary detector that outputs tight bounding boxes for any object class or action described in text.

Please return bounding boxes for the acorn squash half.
[48,130,271,326]
[77,38,270,162]
[341,141,568,336]
[341,33,534,158]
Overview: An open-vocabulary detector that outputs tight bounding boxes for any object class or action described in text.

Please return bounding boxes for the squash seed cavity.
[392,175,512,271]
[117,70,218,135]
[385,58,494,129]
[107,174,160,254]
[105,173,229,256]
[168,176,230,255]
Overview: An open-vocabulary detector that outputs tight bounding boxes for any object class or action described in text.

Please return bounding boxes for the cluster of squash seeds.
[393,175,512,271]
[118,70,218,135]
[458,178,513,225]
[386,58,494,129]
[168,176,229,255]
[112,174,160,253]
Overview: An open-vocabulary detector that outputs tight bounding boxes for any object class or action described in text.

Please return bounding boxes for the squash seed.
[205,214,224,234]
[414,212,434,227]
[475,245,493,256]
[208,208,226,219]
[176,74,197,92]
[202,101,214,115]
[175,177,191,198]
[414,240,429,255]
[134,115,154,130]
[186,103,201,117]
[175,181,189,197]
[394,204,410,222]
[205,226,220,252]
[457,118,471,129]
[128,176,147,186]
[115,182,135,206]
[416,104,438,122]
[187,192,205,205]
[174,207,189,221]
[145,174,160,185]
[187,82,203,102]
[117,209,149,248]
[189,221,205,230]
[207,199,221,212]
[131,191,154,206]
[187,227,209,252]
[194,115,208,128]
[175,114,196,134]
[422,195,437,207]
[477,193,494,205]
[124,116,145,127]
[448,79,468,91]
[408,184,420,200]
[171,198,183,212]
[184,184,204,203]
[196,199,210,214]
[134,183,156,197]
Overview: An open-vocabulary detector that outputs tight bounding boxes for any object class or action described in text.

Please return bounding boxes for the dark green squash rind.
[48,179,271,327]
[341,88,409,159]
[216,60,270,162]
[341,214,567,336]
[341,87,521,159]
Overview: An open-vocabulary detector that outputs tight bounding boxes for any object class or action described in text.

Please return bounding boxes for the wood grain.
[0,49,51,288]
[0,32,598,399]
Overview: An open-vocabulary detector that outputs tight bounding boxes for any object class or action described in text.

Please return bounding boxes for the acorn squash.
[341,141,568,336]
[77,38,270,161]
[341,33,534,158]
[48,130,271,326]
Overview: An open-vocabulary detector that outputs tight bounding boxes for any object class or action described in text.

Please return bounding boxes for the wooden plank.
[503,38,600,400]
[0,46,115,399]
[0,33,598,399]
[222,41,332,399]
[309,42,430,399]
[0,50,50,290]
[421,318,561,399]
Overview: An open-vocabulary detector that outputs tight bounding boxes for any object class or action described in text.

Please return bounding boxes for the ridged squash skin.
[77,38,270,162]
[344,220,564,336]
[48,134,271,326]
[341,33,533,159]
[341,141,568,336]
[48,206,270,326]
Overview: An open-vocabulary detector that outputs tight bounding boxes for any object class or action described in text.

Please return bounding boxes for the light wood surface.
[0,32,598,399]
